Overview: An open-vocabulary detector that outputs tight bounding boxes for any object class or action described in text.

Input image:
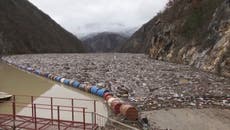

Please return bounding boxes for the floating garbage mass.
[6,62,138,121]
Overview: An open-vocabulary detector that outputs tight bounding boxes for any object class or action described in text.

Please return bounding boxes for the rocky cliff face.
[82,32,128,52]
[122,0,230,77]
[0,0,85,55]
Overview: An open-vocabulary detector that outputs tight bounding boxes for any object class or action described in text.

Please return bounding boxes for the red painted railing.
[0,94,139,130]
[0,95,98,130]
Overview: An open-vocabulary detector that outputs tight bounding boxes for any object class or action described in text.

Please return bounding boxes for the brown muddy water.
[0,62,108,123]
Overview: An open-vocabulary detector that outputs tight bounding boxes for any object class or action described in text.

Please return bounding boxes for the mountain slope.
[121,0,230,77]
[0,0,85,54]
[82,32,128,52]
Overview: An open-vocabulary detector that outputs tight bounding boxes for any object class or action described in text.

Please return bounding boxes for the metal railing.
[0,95,140,130]
[0,95,98,130]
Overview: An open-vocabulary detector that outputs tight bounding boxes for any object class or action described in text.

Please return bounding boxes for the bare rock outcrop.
[122,0,230,77]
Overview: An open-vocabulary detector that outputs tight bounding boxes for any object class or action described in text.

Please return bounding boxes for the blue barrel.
[96,89,110,97]
[72,81,80,88]
[54,76,58,81]
[34,70,40,75]
[45,73,50,77]
[64,79,70,85]
[19,65,25,69]
[55,76,62,81]
[90,86,99,95]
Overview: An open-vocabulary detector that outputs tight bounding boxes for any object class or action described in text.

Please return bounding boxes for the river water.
[0,62,108,123]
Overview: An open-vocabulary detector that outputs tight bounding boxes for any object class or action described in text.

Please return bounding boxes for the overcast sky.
[29,0,168,37]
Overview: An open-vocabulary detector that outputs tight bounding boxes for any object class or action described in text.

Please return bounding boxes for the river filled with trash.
[1,53,230,130]
[2,53,229,111]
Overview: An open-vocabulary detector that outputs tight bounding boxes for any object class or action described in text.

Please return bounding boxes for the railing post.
[51,97,53,125]
[13,95,16,102]
[12,96,16,129]
[57,106,60,130]
[71,99,74,122]
[91,112,95,129]
[94,100,96,126]
[31,96,34,119]
[83,108,86,130]
[34,104,37,130]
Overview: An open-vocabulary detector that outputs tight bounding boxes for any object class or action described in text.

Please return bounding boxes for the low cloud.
[29,0,168,37]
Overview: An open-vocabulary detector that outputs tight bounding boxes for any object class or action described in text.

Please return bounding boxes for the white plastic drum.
[69,80,75,85]
[60,78,65,83]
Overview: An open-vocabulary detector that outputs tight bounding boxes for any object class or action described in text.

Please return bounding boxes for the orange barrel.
[111,101,123,114]
[84,85,92,92]
[120,104,138,121]
[103,92,113,100]
[107,97,121,107]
